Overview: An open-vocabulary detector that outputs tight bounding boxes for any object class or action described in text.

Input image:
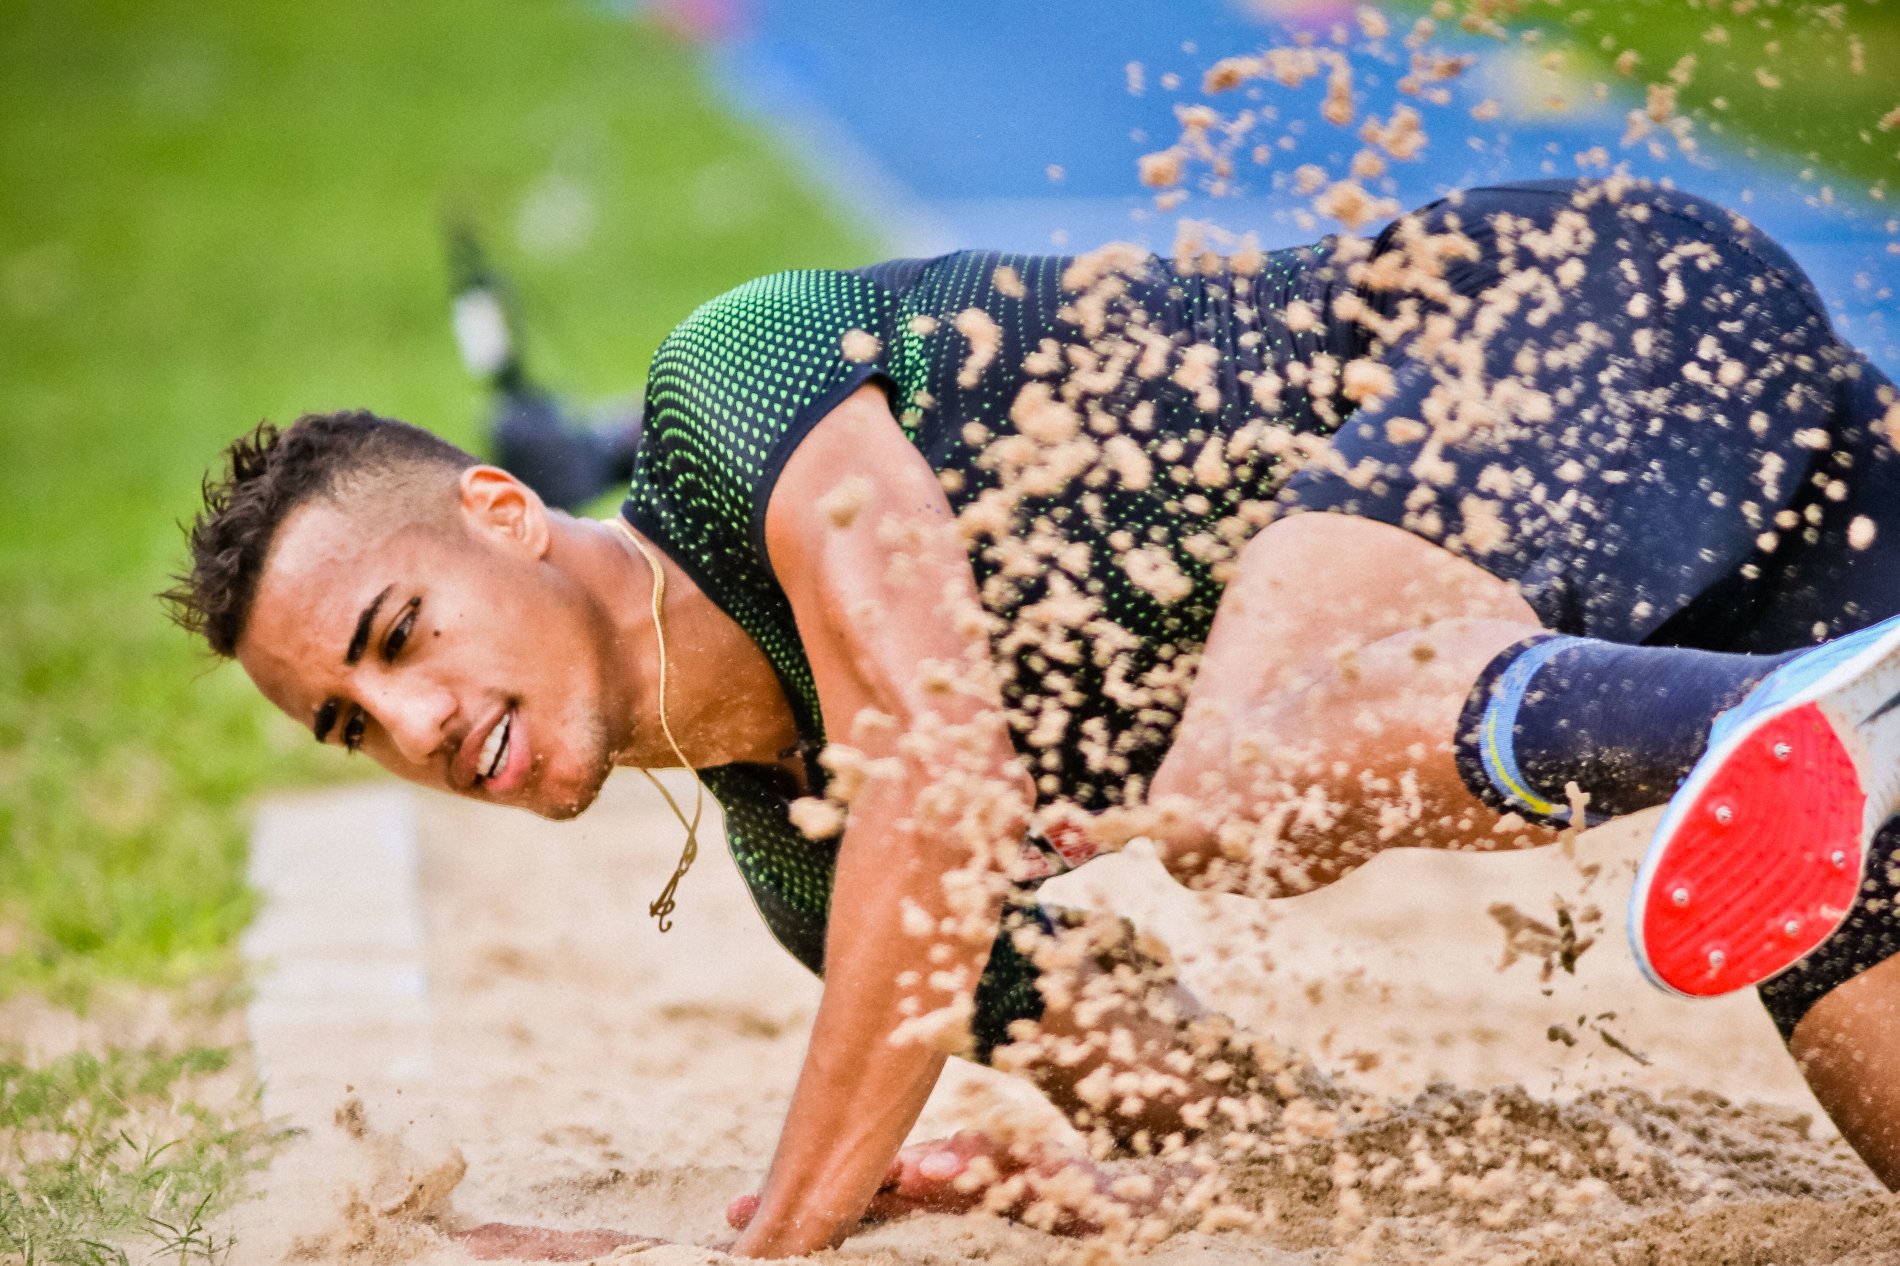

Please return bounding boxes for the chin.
[534,797,593,822]
[527,758,613,821]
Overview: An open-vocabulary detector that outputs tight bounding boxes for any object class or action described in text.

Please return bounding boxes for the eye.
[343,711,367,753]
[384,598,420,661]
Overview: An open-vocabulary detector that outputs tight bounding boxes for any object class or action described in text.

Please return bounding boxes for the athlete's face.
[237,470,621,819]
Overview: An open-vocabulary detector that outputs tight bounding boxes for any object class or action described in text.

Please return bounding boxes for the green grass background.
[0,0,870,1000]
[2,1045,269,1265]
[0,0,1888,1258]
[1473,0,1899,194]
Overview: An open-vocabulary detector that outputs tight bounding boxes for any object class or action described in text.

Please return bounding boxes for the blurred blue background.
[638,0,1898,372]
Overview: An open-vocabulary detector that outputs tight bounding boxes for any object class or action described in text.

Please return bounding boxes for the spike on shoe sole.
[1630,614,1900,998]
[1633,703,1865,996]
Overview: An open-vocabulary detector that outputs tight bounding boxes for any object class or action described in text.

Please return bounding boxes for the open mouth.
[478,708,514,782]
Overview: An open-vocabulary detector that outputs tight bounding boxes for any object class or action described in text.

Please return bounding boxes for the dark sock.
[1456,636,1803,826]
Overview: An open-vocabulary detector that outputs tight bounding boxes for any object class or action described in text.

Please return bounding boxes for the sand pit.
[219,773,1898,1263]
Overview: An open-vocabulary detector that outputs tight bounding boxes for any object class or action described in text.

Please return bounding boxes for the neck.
[550,514,800,771]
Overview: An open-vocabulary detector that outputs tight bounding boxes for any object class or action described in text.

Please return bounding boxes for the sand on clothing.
[223,771,1900,1265]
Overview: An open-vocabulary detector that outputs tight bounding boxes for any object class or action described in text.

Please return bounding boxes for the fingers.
[916,1148,966,1182]
[885,1140,983,1209]
[726,1134,1126,1239]
[729,1151,907,1231]
[724,1191,761,1230]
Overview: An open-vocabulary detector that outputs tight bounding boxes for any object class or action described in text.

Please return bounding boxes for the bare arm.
[1791,954,1900,1188]
[722,903,1318,1238]
[732,385,1030,1256]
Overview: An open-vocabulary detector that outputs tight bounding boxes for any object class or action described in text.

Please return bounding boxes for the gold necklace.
[612,516,704,933]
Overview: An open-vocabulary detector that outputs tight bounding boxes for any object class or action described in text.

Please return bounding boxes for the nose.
[359,674,457,768]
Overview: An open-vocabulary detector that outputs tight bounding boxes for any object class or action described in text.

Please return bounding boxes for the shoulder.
[651,269,894,375]
[629,272,905,583]
[642,270,896,460]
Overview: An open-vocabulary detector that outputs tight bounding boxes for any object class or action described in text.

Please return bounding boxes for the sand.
[210,771,1900,1264]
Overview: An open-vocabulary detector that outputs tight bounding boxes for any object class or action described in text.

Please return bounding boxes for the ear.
[457,466,552,558]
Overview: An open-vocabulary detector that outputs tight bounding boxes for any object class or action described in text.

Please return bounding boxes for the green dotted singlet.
[621,246,1352,1059]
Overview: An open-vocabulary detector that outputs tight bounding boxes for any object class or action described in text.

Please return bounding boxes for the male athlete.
[169,179,1900,1256]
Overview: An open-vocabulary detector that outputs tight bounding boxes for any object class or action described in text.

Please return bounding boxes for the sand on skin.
[216,771,1899,1265]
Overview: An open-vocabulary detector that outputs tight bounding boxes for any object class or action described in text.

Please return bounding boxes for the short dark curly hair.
[163,410,477,657]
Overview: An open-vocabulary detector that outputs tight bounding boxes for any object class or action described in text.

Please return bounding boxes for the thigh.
[1670,355,1900,652]
[1194,511,1541,707]
[1283,180,1855,647]
[1151,511,1551,886]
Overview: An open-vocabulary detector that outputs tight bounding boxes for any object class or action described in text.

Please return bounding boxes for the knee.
[1144,724,1228,889]
[1144,691,1366,896]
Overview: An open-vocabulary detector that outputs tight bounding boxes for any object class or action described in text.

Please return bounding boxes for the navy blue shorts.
[1278,179,1900,1039]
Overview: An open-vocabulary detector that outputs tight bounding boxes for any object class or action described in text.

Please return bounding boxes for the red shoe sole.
[1637,703,1866,996]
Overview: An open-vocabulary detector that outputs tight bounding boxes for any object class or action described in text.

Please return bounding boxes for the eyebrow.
[347,586,393,666]
[311,584,393,742]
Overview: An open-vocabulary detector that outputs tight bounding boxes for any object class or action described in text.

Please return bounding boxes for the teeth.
[479,711,512,780]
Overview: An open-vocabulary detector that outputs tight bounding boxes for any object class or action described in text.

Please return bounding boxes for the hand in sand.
[452,1221,662,1261]
[725,1130,1147,1237]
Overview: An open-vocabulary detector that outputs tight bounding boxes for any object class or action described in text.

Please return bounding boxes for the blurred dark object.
[446,226,641,511]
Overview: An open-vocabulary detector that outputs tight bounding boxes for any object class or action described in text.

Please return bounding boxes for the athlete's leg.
[1610,350,1900,995]
[1143,510,1555,897]
[1456,635,1799,826]
[1142,516,1799,899]
[1732,818,1900,1188]
[1789,956,1900,1189]
[1717,356,1900,1053]
[1146,180,1831,895]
